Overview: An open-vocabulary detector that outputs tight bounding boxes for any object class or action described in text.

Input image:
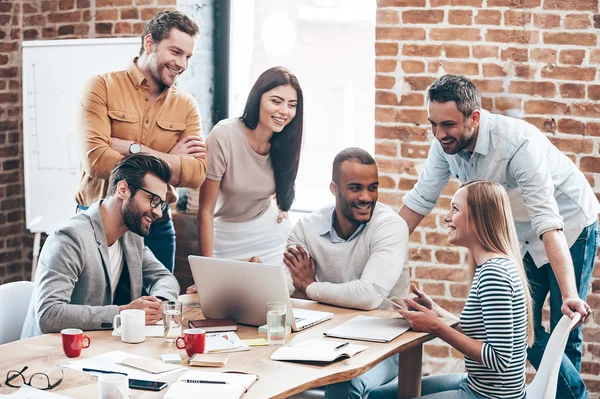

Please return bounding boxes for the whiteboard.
[22,38,141,233]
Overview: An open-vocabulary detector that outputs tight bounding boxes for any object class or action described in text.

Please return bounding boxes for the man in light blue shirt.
[399,74,598,399]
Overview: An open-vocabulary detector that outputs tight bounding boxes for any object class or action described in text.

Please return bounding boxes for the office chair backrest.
[0,281,35,345]
[526,312,581,399]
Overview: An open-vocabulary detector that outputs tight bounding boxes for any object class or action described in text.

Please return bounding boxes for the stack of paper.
[205,332,250,353]
[163,371,258,399]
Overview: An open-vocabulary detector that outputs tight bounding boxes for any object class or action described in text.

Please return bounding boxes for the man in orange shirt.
[76,11,207,273]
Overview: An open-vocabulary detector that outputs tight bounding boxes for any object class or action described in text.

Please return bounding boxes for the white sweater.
[283,203,410,310]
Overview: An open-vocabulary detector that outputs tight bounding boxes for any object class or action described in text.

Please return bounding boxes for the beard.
[148,61,169,90]
[337,193,376,225]
[122,199,152,237]
[442,122,475,155]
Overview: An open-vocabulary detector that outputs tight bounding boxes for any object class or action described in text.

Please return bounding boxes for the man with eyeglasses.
[22,154,180,338]
[75,10,207,273]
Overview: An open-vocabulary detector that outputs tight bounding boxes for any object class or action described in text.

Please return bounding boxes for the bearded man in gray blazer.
[22,153,180,338]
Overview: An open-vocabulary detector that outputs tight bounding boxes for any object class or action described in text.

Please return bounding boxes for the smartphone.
[129,379,168,391]
[379,295,407,310]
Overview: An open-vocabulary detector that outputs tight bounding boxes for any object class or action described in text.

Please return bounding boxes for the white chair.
[0,281,34,344]
[526,312,581,399]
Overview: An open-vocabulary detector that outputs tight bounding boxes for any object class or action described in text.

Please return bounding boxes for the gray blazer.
[21,202,180,338]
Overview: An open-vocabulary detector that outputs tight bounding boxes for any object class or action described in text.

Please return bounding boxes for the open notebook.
[271,338,369,363]
[163,371,258,399]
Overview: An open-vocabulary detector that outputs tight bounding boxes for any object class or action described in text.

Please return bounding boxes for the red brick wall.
[0,0,175,284]
[375,0,600,394]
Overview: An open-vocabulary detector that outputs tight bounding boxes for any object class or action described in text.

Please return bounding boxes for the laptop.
[188,255,333,331]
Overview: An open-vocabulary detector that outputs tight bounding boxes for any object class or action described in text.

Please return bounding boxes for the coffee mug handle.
[82,335,91,348]
[175,336,186,350]
[113,314,121,335]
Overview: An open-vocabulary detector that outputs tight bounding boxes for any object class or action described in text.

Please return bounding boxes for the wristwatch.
[129,143,142,154]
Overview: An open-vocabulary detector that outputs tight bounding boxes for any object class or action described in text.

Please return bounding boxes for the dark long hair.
[240,66,304,212]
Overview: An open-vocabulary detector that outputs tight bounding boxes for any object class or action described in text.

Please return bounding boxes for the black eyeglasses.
[5,365,64,390]
[128,184,169,213]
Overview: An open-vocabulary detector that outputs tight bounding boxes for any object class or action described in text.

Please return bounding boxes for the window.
[229,0,376,213]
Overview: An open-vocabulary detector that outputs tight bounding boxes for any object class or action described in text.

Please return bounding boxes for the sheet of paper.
[205,332,250,353]
[66,350,184,381]
[0,384,73,398]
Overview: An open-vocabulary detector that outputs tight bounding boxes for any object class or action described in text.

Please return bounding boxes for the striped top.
[460,257,528,399]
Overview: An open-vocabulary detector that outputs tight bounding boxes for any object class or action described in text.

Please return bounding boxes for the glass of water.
[266,301,287,346]
[162,300,183,344]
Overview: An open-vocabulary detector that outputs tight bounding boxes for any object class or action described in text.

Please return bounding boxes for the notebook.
[270,339,369,363]
[188,318,238,332]
[188,353,228,367]
[323,315,411,343]
[163,371,259,399]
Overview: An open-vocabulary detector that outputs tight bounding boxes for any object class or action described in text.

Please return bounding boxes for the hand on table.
[169,136,206,158]
[284,245,316,295]
[120,296,163,325]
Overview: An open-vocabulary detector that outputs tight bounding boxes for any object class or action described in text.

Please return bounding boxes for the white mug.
[113,309,145,343]
[98,374,129,399]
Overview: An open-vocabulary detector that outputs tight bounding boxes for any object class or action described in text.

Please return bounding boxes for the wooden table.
[0,295,454,398]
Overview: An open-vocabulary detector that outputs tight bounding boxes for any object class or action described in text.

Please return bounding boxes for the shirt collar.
[473,109,490,156]
[320,206,367,243]
[126,57,147,89]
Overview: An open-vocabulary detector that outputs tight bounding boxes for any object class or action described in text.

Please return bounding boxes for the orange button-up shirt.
[76,58,207,206]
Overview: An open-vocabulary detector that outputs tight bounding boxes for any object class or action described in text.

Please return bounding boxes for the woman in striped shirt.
[390,181,534,399]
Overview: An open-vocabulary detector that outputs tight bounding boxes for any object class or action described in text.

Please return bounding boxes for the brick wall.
[375,0,600,395]
[0,0,177,284]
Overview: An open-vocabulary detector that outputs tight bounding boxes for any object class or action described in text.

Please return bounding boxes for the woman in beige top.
[194,67,303,279]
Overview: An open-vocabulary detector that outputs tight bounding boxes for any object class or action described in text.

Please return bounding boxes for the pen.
[334,341,350,351]
[82,368,128,376]
[183,379,228,384]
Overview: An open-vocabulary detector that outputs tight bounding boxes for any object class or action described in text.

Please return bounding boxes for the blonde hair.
[462,181,534,346]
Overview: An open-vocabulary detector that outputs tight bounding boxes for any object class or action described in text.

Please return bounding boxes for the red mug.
[176,328,206,357]
[61,328,91,358]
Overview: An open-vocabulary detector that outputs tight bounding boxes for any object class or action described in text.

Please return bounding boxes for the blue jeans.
[368,373,481,399]
[76,205,176,273]
[523,221,598,399]
[325,354,398,399]
[143,214,176,273]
